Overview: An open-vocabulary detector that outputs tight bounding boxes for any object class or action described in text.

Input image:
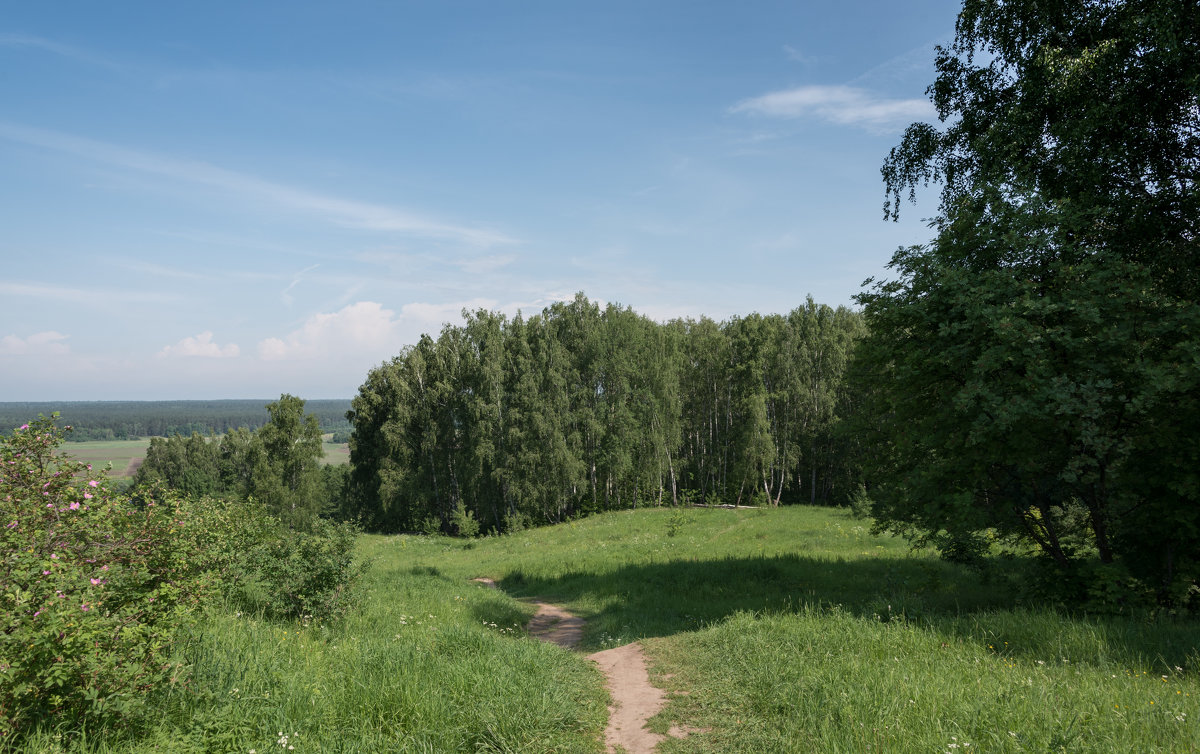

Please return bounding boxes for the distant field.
[63,439,152,478]
[321,439,351,465]
[62,438,351,480]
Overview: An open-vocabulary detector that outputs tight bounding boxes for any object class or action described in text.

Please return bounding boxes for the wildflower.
[50,553,58,559]
[43,570,49,575]
[90,578,102,585]
[88,480,98,487]
[81,604,90,612]
[19,424,28,430]
[84,493,93,500]
[69,502,80,510]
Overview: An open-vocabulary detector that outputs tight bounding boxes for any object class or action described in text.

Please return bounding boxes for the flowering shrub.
[0,418,262,740]
[1,417,368,744]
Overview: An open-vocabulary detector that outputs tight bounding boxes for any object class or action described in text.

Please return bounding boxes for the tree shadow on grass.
[474,554,1198,670]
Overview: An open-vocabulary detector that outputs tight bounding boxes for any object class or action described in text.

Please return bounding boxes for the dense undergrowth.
[0,419,364,750]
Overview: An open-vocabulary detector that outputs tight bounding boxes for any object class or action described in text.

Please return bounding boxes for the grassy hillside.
[402,506,1200,751]
[22,506,1197,752]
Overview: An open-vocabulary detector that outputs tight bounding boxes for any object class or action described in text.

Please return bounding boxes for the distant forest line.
[0,399,352,441]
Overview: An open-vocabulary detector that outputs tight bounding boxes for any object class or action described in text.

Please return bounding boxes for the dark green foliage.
[861,0,1200,605]
[133,395,328,529]
[244,394,326,528]
[348,294,866,533]
[320,463,352,520]
[132,432,224,495]
[232,517,366,622]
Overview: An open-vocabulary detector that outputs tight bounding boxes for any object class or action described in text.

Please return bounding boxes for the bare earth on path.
[471,578,688,753]
[587,642,673,754]
[526,600,586,649]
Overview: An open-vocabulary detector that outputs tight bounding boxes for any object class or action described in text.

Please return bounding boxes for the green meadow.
[319,438,351,466]
[58,438,351,479]
[60,439,151,478]
[25,506,1199,753]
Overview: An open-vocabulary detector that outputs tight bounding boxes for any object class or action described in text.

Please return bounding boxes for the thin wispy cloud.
[0,280,176,304]
[114,259,216,281]
[0,122,517,247]
[846,35,952,89]
[355,249,518,278]
[454,254,516,275]
[730,85,933,132]
[0,33,121,70]
[782,45,816,65]
[281,264,321,306]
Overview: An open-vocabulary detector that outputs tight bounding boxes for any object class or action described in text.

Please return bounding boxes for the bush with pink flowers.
[0,416,268,741]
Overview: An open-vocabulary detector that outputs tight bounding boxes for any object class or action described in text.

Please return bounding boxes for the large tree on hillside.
[857,0,1199,602]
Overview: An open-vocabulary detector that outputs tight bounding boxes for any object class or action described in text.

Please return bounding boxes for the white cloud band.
[731,85,932,131]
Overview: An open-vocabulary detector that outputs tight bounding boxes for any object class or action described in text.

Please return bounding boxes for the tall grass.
[17,505,1197,752]
[399,506,1200,752]
[17,544,606,753]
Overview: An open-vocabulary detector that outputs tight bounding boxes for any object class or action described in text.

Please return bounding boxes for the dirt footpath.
[586,642,672,754]
[472,578,688,754]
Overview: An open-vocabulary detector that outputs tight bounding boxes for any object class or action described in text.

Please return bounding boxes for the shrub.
[665,508,688,537]
[233,516,367,622]
[848,484,872,519]
[0,418,251,740]
[450,501,480,538]
[1,417,371,746]
[420,515,442,536]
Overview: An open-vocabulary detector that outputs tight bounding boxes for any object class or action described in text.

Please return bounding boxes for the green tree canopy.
[860,0,1199,604]
[347,294,866,533]
[248,394,326,528]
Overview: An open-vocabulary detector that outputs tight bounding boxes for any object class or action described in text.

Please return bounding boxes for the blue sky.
[1,0,957,400]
